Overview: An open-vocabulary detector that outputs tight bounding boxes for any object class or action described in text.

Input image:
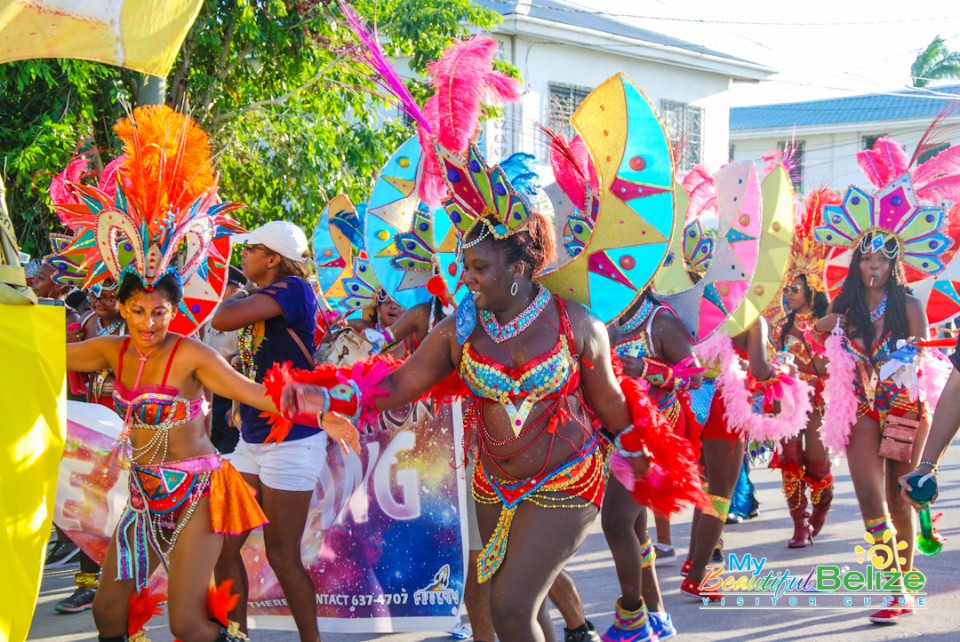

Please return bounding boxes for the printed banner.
[54,401,128,565]
[0,0,204,76]
[56,398,468,634]
[0,304,66,642]
[246,400,469,634]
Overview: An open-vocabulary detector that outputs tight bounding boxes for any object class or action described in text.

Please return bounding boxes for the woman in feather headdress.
[770,188,837,548]
[813,134,960,625]
[58,105,359,642]
[268,9,704,641]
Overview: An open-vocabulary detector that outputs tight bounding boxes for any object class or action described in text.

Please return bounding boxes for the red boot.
[806,471,833,538]
[781,464,811,548]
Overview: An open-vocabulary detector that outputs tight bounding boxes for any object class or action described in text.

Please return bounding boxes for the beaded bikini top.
[613,304,664,360]
[460,296,580,433]
[112,337,205,430]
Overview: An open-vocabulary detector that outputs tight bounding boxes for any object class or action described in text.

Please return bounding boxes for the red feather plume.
[128,588,166,636]
[207,580,240,627]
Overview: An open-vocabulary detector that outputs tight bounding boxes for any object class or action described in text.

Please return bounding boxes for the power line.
[511,1,960,27]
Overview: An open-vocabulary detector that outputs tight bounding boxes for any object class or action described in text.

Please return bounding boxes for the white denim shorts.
[231,431,328,492]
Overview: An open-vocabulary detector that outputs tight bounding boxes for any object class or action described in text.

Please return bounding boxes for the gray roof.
[476,0,753,65]
[731,85,960,132]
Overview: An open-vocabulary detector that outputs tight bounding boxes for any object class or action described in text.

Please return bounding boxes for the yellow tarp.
[0,304,66,642]
[0,0,204,77]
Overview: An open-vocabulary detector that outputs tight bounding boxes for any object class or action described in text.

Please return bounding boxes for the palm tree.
[911,35,960,87]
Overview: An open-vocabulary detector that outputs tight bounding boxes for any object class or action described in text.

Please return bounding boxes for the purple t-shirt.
[239,276,318,443]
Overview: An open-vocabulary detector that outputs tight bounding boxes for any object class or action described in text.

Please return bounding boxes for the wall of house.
[731,125,960,194]
[488,34,734,175]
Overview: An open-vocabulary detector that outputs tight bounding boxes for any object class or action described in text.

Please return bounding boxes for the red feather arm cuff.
[262,356,469,443]
[612,375,706,516]
[262,356,400,443]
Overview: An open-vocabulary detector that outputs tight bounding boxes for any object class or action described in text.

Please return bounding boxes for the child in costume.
[770,188,838,548]
[59,105,359,642]
[814,135,959,625]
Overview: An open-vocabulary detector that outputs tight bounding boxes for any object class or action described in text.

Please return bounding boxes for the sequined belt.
[117,453,220,589]
[471,434,604,583]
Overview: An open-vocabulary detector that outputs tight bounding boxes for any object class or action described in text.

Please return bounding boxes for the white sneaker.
[654,543,677,565]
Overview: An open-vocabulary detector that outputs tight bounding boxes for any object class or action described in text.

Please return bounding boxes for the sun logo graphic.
[853,532,908,569]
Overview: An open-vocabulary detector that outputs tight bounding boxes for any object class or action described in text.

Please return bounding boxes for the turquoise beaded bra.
[460,296,580,432]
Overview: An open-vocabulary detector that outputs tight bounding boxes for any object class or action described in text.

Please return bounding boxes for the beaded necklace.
[481,285,551,343]
[870,294,888,324]
[617,297,655,335]
[97,317,123,337]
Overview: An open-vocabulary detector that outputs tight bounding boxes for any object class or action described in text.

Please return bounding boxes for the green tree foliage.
[911,35,960,87]
[1,0,502,255]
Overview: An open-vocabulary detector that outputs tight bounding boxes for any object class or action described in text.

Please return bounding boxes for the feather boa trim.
[696,334,811,442]
[919,348,952,411]
[820,331,858,454]
[262,356,400,443]
[611,376,706,516]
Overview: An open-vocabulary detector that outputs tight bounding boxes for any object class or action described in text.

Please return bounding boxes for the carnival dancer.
[603,289,702,641]
[812,135,959,625]
[682,319,780,600]
[770,188,838,548]
[58,105,359,642]
[210,220,330,642]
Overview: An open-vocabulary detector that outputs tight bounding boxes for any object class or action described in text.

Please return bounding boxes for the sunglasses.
[241,242,272,253]
[87,292,118,305]
[783,285,803,295]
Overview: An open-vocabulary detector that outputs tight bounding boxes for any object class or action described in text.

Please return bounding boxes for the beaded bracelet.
[314,389,332,426]
[919,460,938,471]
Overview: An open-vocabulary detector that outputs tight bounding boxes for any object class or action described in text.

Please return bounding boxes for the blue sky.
[583,0,960,104]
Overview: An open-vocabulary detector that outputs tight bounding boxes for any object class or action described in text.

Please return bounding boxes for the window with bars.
[548,83,591,149]
[660,99,703,174]
[777,140,805,191]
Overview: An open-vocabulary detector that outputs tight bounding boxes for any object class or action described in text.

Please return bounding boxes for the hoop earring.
[510,281,519,297]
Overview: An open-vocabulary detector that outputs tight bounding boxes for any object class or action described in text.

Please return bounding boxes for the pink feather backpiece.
[856,136,910,189]
[537,123,598,214]
[417,36,521,207]
[681,164,717,222]
[337,0,429,131]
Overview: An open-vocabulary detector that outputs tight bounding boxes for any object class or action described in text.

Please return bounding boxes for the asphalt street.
[28,436,960,642]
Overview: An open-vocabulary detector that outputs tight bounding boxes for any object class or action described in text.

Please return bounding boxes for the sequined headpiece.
[787,188,839,293]
[437,143,534,244]
[814,136,956,276]
[50,105,243,333]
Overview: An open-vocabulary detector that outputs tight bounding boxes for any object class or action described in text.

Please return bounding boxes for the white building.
[474,0,773,173]
[730,85,960,194]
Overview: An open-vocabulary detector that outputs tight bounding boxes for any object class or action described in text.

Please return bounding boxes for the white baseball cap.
[233,221,309,263]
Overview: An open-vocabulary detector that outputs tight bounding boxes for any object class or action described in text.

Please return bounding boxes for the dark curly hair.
[465,213,557,277]
[117,271,183,306]
[831,237,911,360]
[776,274,829,350]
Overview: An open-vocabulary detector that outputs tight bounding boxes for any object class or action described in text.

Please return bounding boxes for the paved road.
[29,438,960,642]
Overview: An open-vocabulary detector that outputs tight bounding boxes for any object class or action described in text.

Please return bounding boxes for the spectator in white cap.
[210,220,323,642]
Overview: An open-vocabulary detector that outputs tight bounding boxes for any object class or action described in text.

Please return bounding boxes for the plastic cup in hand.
[903,472,941,556]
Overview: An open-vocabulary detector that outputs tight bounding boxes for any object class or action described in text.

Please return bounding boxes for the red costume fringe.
[617,376,706,516]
